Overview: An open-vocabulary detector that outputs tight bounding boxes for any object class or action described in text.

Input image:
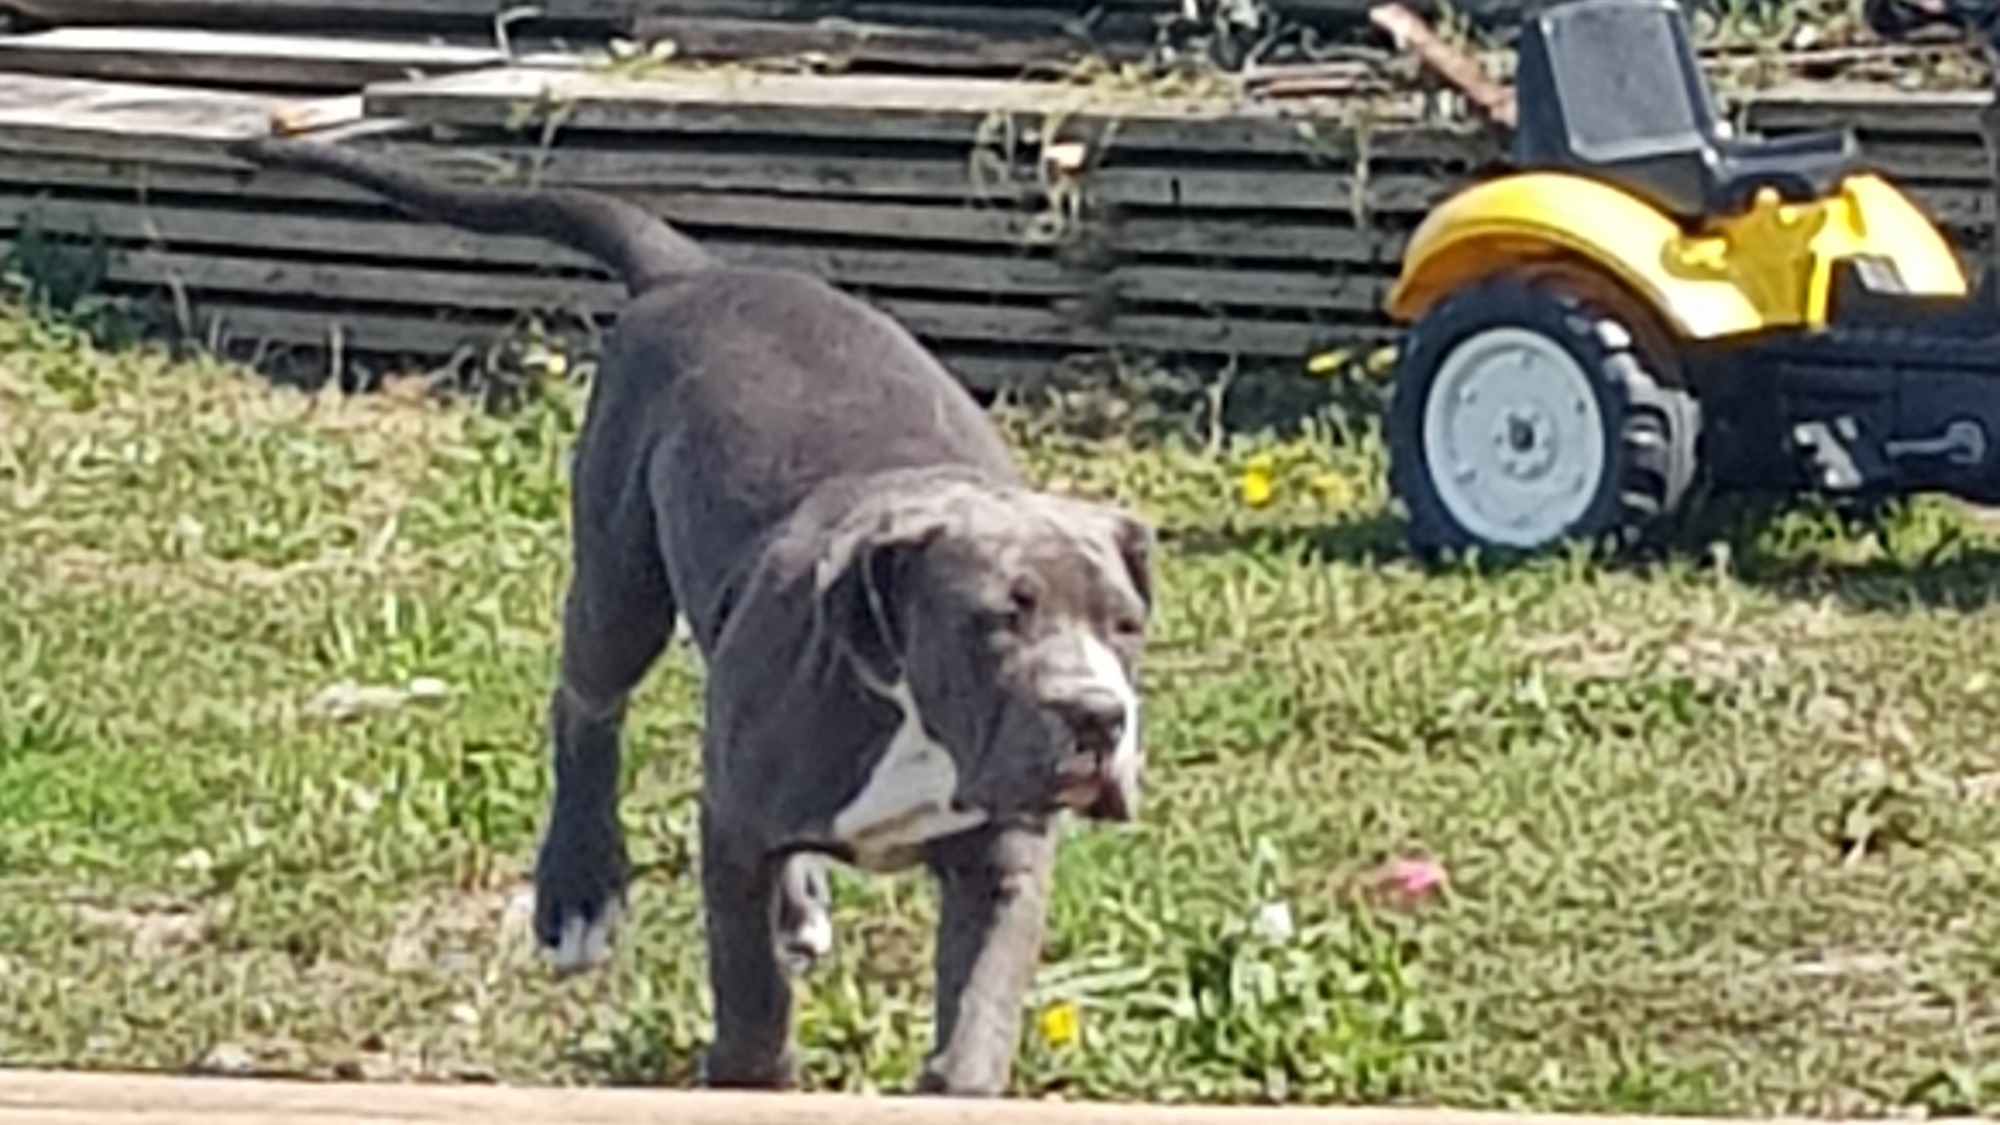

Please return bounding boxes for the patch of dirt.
[69,899,213,959]
[30,544,427,597]
[11,370,466,530]
[290,378,469,525]
[383,882,538,977]
[1509,602,1843,688]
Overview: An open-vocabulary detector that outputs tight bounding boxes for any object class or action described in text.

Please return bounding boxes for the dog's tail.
[226,135,712,294]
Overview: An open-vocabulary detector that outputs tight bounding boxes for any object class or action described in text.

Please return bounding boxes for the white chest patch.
[830,682,988,871]
[1080,632,1144,780]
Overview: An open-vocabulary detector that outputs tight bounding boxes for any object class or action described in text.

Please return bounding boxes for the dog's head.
[816,480,1155,823]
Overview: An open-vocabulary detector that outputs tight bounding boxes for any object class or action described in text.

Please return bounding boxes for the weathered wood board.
[1744,84,1990,138]
[0,71,363,161]
[613,1,1163,43]
[360,65,1482,159]
[626,15,1146,73]
[0,27,518,92]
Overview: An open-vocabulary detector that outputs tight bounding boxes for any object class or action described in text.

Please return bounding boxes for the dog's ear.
[816,506,950,687]
[1108,508,1155,613]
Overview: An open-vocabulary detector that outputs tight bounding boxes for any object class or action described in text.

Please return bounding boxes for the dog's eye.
[995,581,1038,630]
[1111,614,1145,641]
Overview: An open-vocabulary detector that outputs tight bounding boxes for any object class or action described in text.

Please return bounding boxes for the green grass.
[10,306,2000,1116]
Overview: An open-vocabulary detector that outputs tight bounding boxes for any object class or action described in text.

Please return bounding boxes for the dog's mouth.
[1051,750,1139,823]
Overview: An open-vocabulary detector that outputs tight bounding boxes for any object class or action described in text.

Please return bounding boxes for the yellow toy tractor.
[1382,0,1998,558]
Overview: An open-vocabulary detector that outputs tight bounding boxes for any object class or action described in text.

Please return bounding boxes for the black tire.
[1384,274,1702,561]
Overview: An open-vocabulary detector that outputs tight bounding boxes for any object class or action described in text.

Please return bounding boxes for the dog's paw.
[698,1041,800,1091]
[545,895,625,974]
[532,817,629,975]
[774,903,833,976]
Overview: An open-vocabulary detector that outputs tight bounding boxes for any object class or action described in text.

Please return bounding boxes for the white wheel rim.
[1420,326,1609,549]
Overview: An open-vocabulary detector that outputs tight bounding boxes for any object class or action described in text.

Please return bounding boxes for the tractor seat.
[1511,0,1864,224]
[1701,128,1863,212]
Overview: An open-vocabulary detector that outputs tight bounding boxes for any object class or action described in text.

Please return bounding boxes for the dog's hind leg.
[533,447,677,974]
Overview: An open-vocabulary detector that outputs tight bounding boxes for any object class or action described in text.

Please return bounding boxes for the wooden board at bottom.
[8,1066,1965,1125]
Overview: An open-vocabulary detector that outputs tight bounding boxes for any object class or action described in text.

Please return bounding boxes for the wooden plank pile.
[0,62,1495,390]
[0,2,1986,396]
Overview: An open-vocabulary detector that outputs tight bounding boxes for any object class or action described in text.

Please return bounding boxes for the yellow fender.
[1385,170,1968,341]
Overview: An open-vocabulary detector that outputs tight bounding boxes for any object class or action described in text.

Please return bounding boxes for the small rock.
[173,847,215,876]
[405,676,451,701]
[304,681,411,722]
[197,1042,257,1076]
[1251,900,1295,942]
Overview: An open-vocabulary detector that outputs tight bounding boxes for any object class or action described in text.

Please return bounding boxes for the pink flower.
[1378,856,1448,902]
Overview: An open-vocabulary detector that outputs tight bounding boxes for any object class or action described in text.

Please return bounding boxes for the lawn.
[8,304,2000,1118]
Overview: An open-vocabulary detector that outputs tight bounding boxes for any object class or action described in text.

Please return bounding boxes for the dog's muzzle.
[1047,691,1140,823]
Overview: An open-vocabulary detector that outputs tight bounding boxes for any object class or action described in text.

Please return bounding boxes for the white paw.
[775,907,834,975]
[543,897,623,975]
[794,908,835,959]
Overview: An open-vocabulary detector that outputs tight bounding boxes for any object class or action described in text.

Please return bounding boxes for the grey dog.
[227,136,1157,1096]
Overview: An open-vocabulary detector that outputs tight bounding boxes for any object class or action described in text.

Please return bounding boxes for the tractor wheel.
[1385,274,1701,560]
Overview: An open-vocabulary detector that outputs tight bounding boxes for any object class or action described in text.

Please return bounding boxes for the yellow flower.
[1239,454,1276,510]
[543,348,569,380]
[1312,470,1353,509]
[1304,348,1350,379]
[1037,1000,1081,1049]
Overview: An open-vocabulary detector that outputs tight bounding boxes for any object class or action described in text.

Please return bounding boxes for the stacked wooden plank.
[0,64,1490,390]
[350,67,1489,386]
[0,54,1989,397]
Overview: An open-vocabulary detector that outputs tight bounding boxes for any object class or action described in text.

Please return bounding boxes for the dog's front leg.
[697,801,799,1090]
[917,819,1059,1097]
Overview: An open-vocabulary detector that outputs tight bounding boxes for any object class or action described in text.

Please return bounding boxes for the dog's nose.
[1052,690,1125,753]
